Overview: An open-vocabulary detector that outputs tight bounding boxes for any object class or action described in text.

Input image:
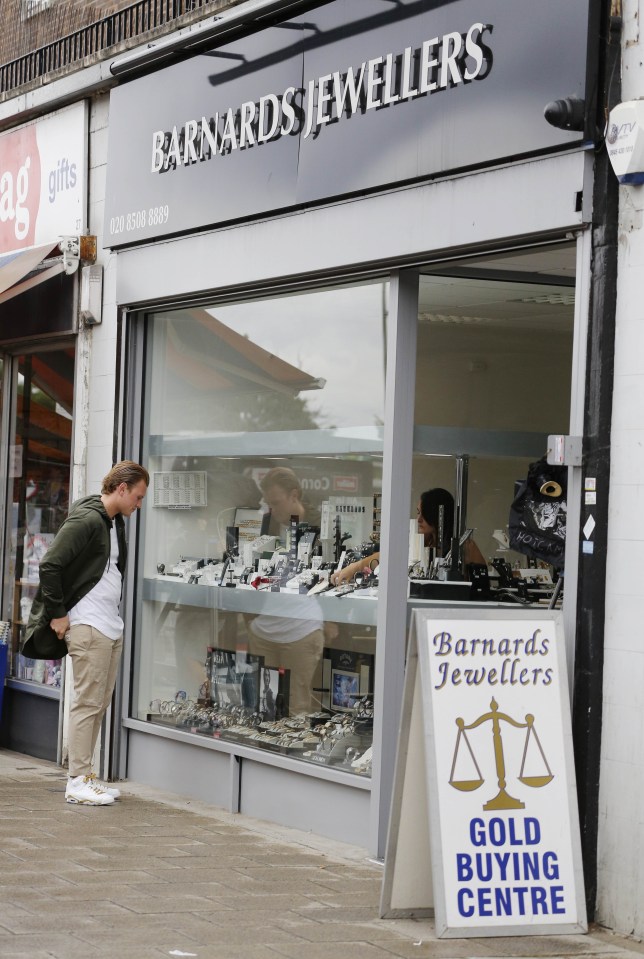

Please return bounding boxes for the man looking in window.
[24,461,149,806]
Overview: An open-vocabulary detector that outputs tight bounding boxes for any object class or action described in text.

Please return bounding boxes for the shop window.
[135,281,387,776]
[6,349,74,687]
[411,248,574,600]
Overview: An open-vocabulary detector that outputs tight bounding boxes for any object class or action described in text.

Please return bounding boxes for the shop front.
[103,0,599,854]
[0,102,88,760]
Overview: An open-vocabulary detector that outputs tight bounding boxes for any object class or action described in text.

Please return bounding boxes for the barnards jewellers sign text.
[151,22,493,174]
[104,0,588,247]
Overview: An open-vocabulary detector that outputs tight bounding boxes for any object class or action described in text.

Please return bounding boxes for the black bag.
[508,457,567,569]
[21,621,68,660]
[21,591,68,660]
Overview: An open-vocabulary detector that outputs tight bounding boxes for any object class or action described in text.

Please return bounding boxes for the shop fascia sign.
[0,102,87,257]
[105,0,588,247]
[150,21,492,176]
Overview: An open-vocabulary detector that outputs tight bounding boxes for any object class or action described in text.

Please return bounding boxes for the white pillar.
[597,0,644,936]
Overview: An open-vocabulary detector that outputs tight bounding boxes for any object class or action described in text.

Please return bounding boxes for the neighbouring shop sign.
[381,608,586,937]
[0,102,87,256]
[104,0,592,248]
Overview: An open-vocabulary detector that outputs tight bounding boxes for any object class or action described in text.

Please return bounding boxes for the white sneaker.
[65,775,115,805]
[88,773,121,799]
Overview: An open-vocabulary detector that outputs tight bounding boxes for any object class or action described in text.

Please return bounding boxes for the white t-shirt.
[69,524,124,640]
[249,593,323,644]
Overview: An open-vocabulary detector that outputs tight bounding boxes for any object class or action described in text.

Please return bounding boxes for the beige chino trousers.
[248,629,324,715]
[65,624,123,778]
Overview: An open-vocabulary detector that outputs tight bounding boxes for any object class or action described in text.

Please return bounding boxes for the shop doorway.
[1,346,75,759]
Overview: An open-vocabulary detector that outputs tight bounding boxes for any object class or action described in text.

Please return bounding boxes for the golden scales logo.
[449,698,553,810]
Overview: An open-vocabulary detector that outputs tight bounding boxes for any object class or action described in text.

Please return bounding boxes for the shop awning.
[0,242,65,303]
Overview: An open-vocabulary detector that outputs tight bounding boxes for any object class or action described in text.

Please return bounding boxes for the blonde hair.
[101,460,150,494]
[259,467,302,497]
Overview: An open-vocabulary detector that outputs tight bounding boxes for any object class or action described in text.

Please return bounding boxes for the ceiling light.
[513,293,575,306]
[418,313,489,325]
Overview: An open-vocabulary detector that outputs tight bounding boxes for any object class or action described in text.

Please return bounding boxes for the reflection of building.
[1,0,641,941]
[156,308,324,434]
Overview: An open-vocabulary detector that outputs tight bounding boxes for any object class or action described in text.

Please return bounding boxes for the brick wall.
[0,1,119,63]
[0,0,242,90]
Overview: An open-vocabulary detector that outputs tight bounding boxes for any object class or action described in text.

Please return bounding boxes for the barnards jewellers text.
[432,629,554,690]
[150,22,493,174]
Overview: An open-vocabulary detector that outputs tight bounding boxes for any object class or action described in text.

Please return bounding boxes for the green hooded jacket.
[22,494,127,660]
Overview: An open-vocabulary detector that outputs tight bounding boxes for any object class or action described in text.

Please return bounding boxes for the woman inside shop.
[330,487,486,586]
[260,466,310,533]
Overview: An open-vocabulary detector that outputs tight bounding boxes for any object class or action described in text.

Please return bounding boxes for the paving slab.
[1,748,643,959]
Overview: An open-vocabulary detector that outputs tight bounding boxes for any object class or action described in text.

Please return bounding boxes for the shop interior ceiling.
[18,350,74,468]
[419,244,576,332]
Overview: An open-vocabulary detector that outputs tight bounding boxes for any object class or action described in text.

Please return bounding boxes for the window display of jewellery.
[300,696,374,775]
[154,535,381,599]
[147,694,374,776]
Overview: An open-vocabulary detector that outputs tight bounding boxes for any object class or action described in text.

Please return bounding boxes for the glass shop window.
[6,349,75,687]
[135,280,388,776]
[411,248,574,604]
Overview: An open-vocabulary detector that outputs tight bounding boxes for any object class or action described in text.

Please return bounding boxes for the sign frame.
[381,607,587,938]
[104,0,593,248]
[0,101,87,256]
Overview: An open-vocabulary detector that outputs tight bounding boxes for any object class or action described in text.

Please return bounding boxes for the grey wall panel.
[0,688,59,762]
[128,729,233,807]
[116,152,585,307]
[128,730,370,846]
[238,758,371,847]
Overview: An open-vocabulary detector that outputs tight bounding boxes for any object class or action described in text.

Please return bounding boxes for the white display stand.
[381,608,587,938]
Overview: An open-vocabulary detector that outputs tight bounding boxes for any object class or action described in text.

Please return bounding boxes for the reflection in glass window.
[136,281,388,777]
[147,283,386,436]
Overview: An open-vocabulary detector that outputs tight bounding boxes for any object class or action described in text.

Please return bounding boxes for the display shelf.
[148,426,385,458]
[144,576,550,625]
[148,424,546,460]
[142,577,378,626]
[6,678,61,699]
[143,712,372,774]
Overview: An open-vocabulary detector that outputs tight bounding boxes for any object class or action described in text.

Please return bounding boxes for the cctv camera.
[544,96,585,132]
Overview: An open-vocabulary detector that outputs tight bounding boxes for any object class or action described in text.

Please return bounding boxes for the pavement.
[0,749,642,959]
